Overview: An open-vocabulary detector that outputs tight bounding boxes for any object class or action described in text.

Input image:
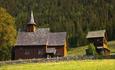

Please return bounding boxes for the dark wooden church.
[86,30,110,56]
[12,11,67,60]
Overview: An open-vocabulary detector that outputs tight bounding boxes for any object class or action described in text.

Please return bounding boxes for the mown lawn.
[0,60,115,70]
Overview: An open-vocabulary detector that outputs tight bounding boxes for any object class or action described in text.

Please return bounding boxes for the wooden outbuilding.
[12,11,67,60]
[86,30,110,56]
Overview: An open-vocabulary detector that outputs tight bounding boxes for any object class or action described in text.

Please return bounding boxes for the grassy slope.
[68,46,87,56]
[0,60,115,70]
[68,41,115,56]
[108,41,115,55]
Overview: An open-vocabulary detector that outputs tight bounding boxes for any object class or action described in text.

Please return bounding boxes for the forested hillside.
[0,0,115,48]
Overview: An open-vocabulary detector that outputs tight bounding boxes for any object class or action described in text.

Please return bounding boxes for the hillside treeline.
[0,0,115,48]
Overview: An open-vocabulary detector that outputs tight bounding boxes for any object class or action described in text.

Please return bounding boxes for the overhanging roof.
[86,30,106,38]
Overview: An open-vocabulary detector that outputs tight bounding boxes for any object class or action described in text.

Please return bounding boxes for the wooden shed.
[86,30,110,56]
[12,11,67,60]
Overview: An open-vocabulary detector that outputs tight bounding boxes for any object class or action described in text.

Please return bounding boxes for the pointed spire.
[26,10,37,32]
[28,10,36,25]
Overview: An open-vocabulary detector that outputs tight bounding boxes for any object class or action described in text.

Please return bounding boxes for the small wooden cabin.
[86,30,110,56]
[12,11,67,60]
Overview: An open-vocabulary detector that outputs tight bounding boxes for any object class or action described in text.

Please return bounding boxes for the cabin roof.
[47,32,66,46]
[86,30,106,38]
[15,28,67,46]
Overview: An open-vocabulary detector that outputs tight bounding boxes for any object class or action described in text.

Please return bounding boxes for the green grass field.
[68,41,115,56]
[0,60,115,70]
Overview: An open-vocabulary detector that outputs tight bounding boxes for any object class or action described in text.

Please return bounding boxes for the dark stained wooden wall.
[14,46,46,60]
[88,37,103,46]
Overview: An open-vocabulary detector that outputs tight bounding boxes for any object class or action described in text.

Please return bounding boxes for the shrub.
[86,43,97,56]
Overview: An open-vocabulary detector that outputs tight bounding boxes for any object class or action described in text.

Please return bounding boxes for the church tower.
[27,11,36,32]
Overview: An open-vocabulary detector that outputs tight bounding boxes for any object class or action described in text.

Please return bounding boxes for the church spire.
[28,11,36,25]
[27,10,36,32]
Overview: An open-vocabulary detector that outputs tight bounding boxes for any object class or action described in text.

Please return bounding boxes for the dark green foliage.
[0,45,12,61]
[0,0,115,48]
[86,44,97,56]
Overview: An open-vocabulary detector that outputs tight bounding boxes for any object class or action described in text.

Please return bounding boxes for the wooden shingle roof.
[47,32,66,46]
[16,28,49,46]
[15,28,67,46]
[86,30,106,38]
